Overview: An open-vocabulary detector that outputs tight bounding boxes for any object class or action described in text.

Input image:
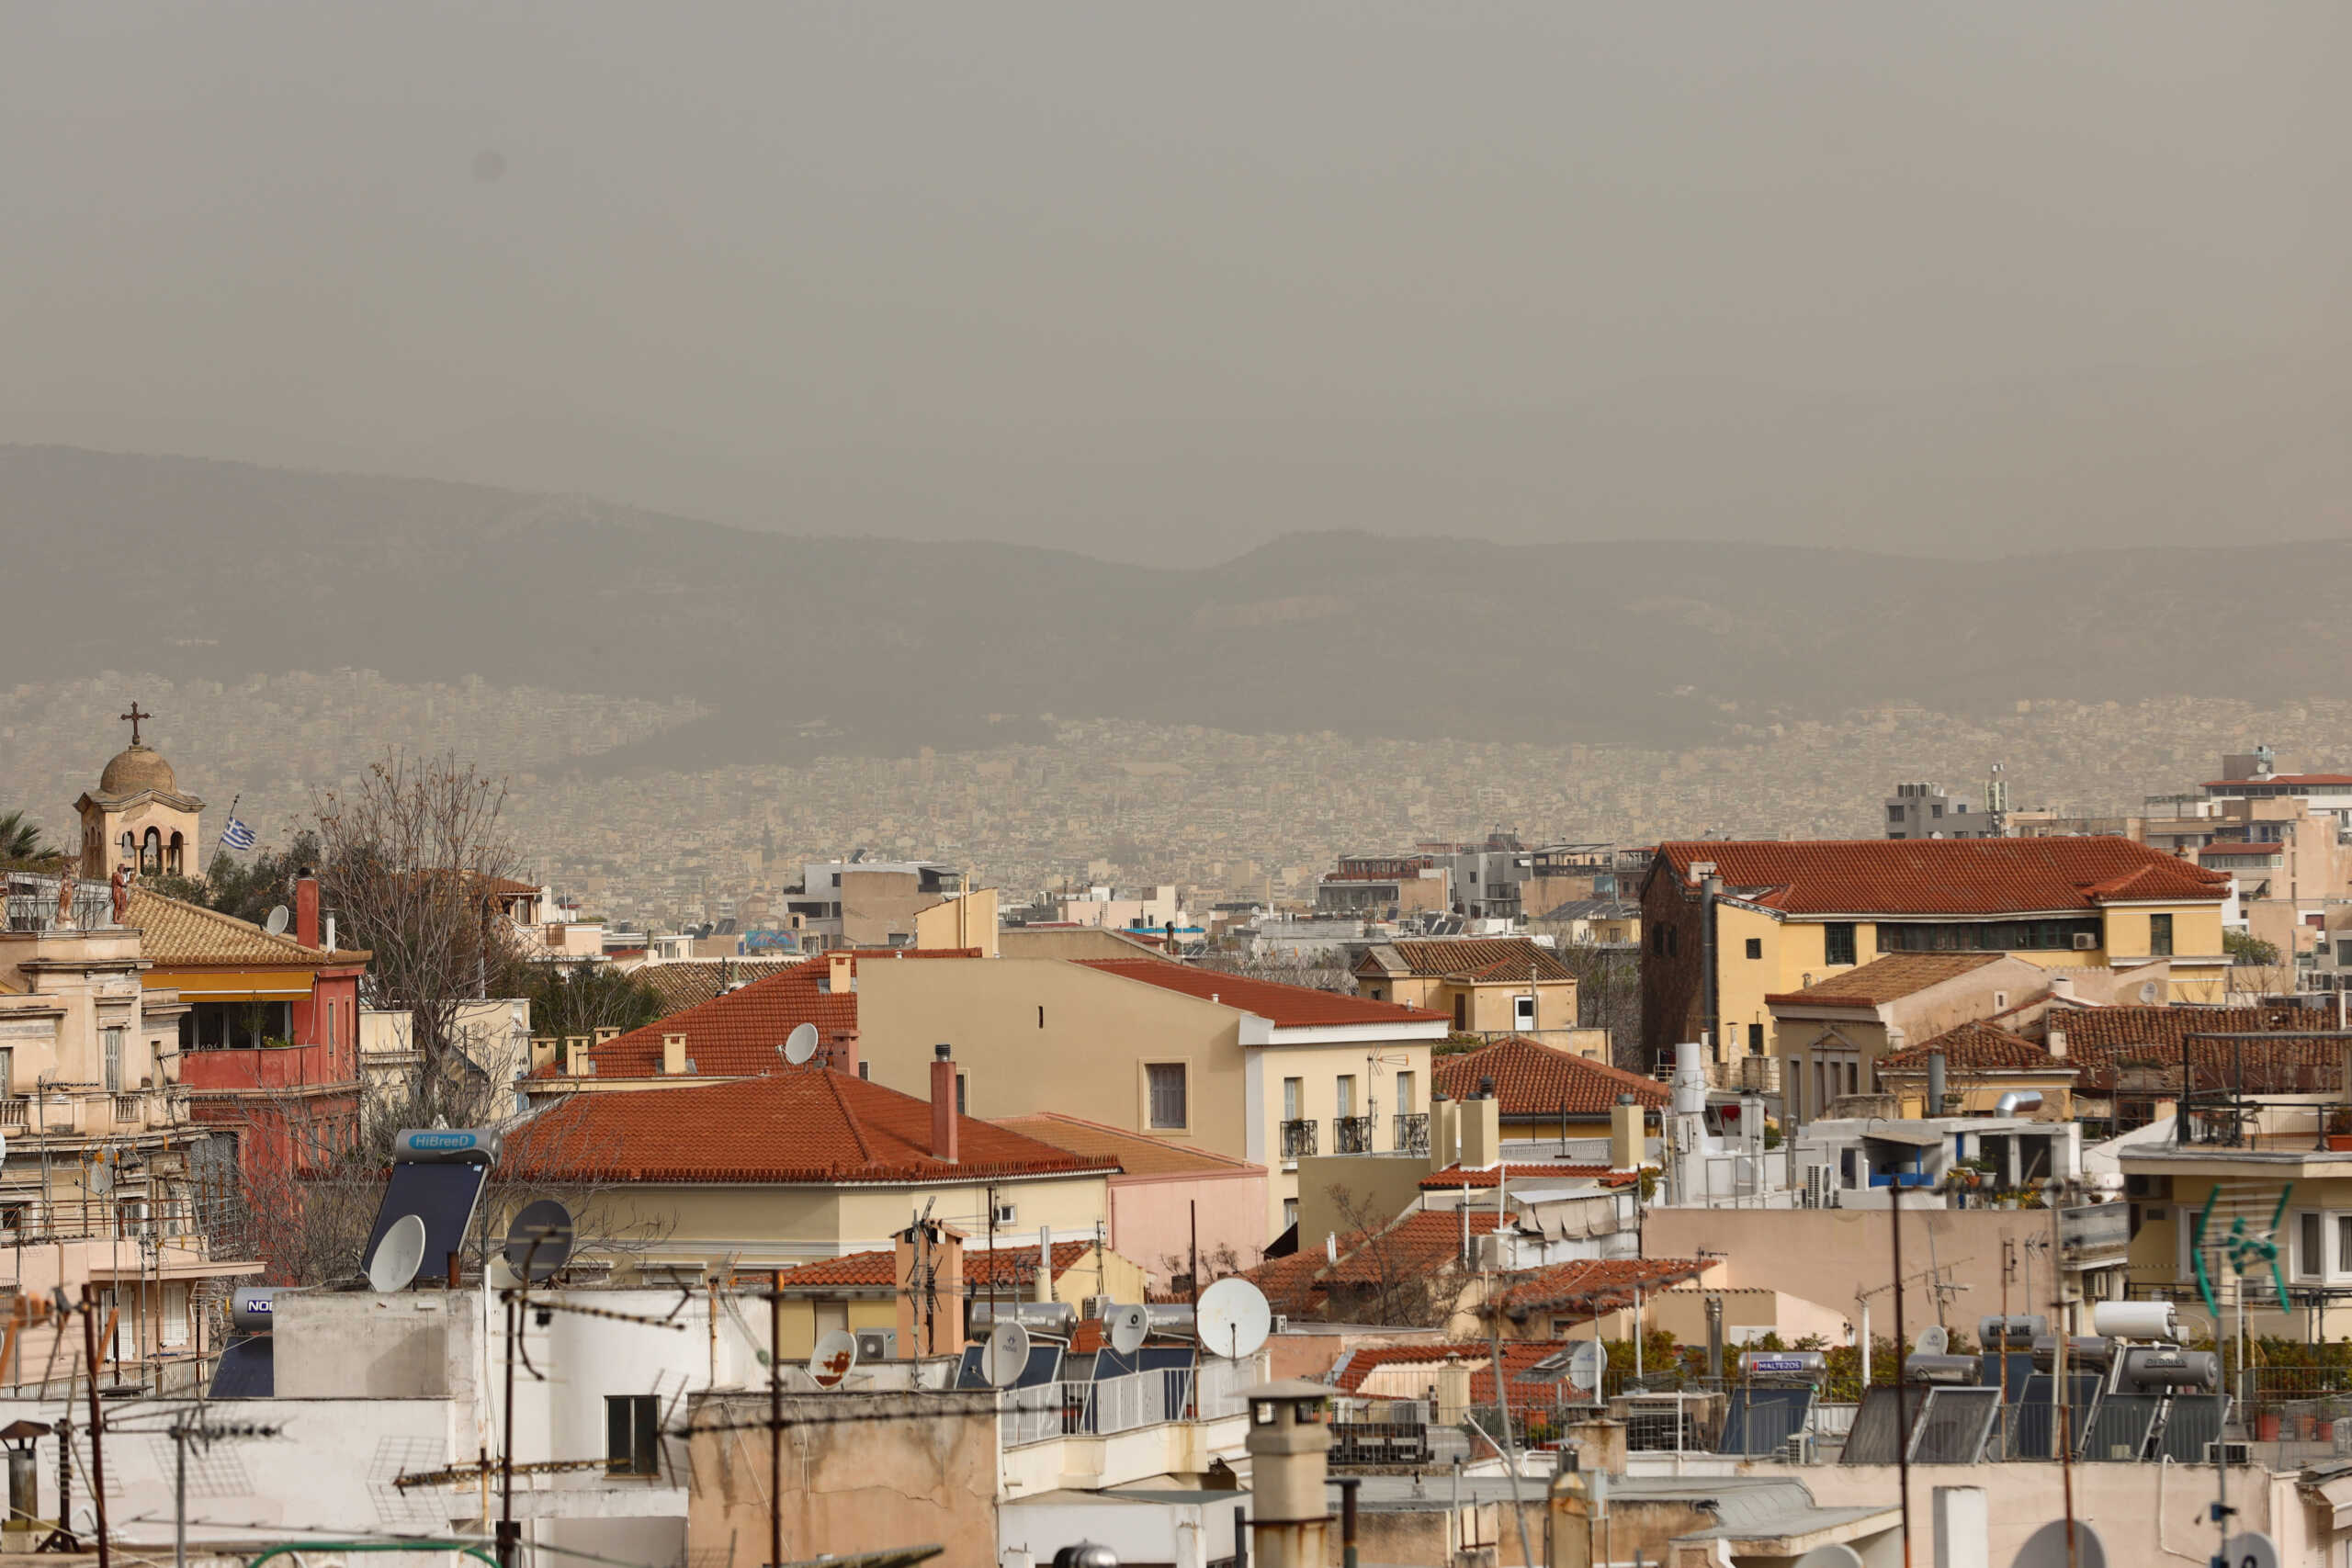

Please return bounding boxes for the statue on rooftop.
[111,863,134,923]
[55,870,76,930]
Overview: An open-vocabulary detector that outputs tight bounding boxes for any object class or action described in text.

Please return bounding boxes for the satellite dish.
[87,1156,114,1197]
[264,905,290,937]
[503,1199,575,1283]
[1107,1303,1150,1357]
[1916,1325,1950,1357]
[984,1320,1032,1388]
[1566,1340,1604,1393]
[2222,1533,2278,1568]
[369,1213,427,1293]
[782,1022,820,1066]
[1792,1548,1865,1568]
[1196,1278,1272,1360]
[809,1328,858,1388]
[2139,981,2161,1004]
[2011,1520,2106,1568]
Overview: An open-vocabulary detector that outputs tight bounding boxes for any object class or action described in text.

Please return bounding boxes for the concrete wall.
[1112,1169,1272,1282]
[687,1389,1000,1568]
[1295,1152,1432,1255]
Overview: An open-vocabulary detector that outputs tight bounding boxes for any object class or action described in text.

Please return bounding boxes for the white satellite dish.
[1196,1278,1272,1360]
[1792,1548,1865,1568]
[369,1213,428,1294]
[2138,981,2161,1004]
[1916,1325,1950,1357]
[809,1328,858,1388]
[1566,1339,1604,1393]
[87,1156,114,1197]
[984,1319,1032,1388]
[2011,1520,2107,1568]
[2222,1533,2278,1568]
[782,1022,820,1066]
[1107,1303,1150,1357]
[264,905,291,938]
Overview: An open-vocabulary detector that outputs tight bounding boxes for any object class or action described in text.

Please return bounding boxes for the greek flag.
[220,818,256,852]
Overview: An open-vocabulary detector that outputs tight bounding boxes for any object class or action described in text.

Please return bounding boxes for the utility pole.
[770,1272,785,1568]
[78,1285,109,1568]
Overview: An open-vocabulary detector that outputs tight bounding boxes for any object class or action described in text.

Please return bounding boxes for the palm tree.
[0,810,58,870]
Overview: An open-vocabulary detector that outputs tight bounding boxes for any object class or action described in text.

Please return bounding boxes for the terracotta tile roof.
[1075,960,1445,1027]
[123,886,362,967]
[1652,839,2230,916]
[2197,842,2284,859]
[1433,1036,1667,1117]
[2051,1005,2344,1094]
[1361,939,1574,984]
[1331,1340,1577,1407]
[504,1067,1119,1185]
[1489,1258,1709,1317]
[1320,1209,1501,1285]
[992,1113,1263,1178]
[1878,1021,2069,1074]
[634,958,805,1017]
[772,1239,1096,1291]
[1764,952,2008,1009]
[1235,1248,1340,1318]
[1420,1162,1638,1191]
[578,956,854,1077]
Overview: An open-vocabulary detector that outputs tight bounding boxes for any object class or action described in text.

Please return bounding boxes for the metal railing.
[1280,1119,1318,1160]
[1394,1113,1430,1155]
[5,879,119,933]
[1333,1115,1374,1154]
[999,1359,1256,1449]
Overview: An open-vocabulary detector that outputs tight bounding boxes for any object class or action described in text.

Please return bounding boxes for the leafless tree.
[315,751,526,1125]
[1554,942,1643,1070]
[1319,1185,1448,1327]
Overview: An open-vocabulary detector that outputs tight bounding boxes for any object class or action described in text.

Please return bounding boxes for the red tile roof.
[772,1239,1096,1291]
[2050,1005,2343,1094]
[1320,1209,1502,1285]
[1332,1340,1581,1408]
[1236,1248,1341,1318]
[1764,952,2008,1009]
[1652,839,2230,916]
[2198,842,2284,859]
[1076,961,1445,1027]
[1489,1258,1709,1318]
[1361,939,1574,984]
[1878,1021,2069,1074]
[1433,1036,1667,1117]
[1420,1163,1639,1191]
[504,1067,1118,1185]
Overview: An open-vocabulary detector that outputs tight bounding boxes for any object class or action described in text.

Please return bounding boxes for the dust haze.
[6,3,2350,566]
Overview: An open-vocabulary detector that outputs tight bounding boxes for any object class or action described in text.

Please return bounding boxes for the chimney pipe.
[296,873,321,950]
[932,1043,959,1164]
[662,1032,687,1077]
[1927,1051,1948,1117]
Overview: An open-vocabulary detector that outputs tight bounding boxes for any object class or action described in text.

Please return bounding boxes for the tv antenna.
[368,1214,427,1293]
[781,1022,820,1066]
[263,905,290,938]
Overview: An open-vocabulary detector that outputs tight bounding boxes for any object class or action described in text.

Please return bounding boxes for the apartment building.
[1351,936,1578,1040]
[1639,837,2233,1074]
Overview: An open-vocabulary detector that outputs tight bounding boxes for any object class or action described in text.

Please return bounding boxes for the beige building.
[1765,951,2050,1121]
[74,722,204,880]
[1353,937,1578,1040]
[765,1232,1146,1360]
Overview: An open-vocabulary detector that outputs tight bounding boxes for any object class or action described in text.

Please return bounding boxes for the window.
[0,1047,12,1096]
[1283,1198,1298,1231]
[1824,924,1857,966]
[1745,937,1762,960]
[1747,1022,1764,1055]
[103,1028,123,1093]
[857,1061,870,1080]
[1930,803,1944,819]
[1147,1063,1187,1129]
[1335,1076,1356,1118]
[1512,994,1535,1030]
[830,873,841,887]
[1453,996,1467,1031]
[1283,1077,1302,1121]
[2149,913,2174,957]
[2301,1212,2324,1279]
[1888,806,1906,823]
[2338,1216,2352,1280]
[956,1073,967,1115]
[1395,1071,1417,1115]
[1652,926,1668,956]
[141,828,161,874]
[1666,927,1679,957]
[605,1394,660,1476]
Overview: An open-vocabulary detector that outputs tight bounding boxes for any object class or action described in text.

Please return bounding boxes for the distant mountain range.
[9,445,2349,768]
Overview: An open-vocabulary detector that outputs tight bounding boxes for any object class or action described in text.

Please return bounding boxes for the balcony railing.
[1333,1115,1374,1155]
[0,1100,25,1130]
[1393,1112,1430,1155]
[113,1094,142,1124]
[1279,1119,1318,1160]
[5,876,120,933]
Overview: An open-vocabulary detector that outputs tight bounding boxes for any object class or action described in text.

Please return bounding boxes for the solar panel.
[1982,1352,2036,1397]
[1909,1388,1999,1464]
[1838,1386,1919,1465]
[1014,1344,1063,1389]
[2156,1394,2231,1463]
[1999,1371,2101,1461]
[2077,1393,2164,1461]
[209,1337,274,1398]
[955,1344,989,1389]
[1716,1387,1814,1455]
[361,1162,489,1283]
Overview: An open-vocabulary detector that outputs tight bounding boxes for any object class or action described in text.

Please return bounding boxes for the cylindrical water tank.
[2116,1347,2221,1392]
[1739,1350,1827,1382]
[1978,1314,2049,1348]
[228,1288,279,1335]
[1903,1354,1983,1386]
[967,1300,1077,1335]
[2091,1301,2179,1343]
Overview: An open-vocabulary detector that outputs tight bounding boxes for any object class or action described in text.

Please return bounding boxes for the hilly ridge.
[8,445,2350,767]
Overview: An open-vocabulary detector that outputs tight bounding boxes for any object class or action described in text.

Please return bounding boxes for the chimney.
[932,1043,959,1164]
[825,1030,861,1077]
[1035,1224,1055,1303]
[827,950,854,995]
[892,1222,967,1357]
[1430,1089,1459,1172]
[1610,1095,1644,1172]
[1462,1078,1502,1169]
[662,1032,688,1076]
[567,1037,595,1077]
[296,873,320,950]
[2045,1023,2066,1061]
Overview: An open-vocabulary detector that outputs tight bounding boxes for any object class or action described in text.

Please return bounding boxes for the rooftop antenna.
[809,1328,858,1389]
[263,906,290,938]
[781,1022,820,1067]
[368,1213,426,1293]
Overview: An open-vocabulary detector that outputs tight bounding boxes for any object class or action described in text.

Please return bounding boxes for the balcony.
[1393,1112,1430,1155]
[1279,1119,1318,1160]
[1333,1115,1374,1155]
[113,1094,142,1124]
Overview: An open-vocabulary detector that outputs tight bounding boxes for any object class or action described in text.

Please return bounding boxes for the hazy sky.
[6,3,2349,564]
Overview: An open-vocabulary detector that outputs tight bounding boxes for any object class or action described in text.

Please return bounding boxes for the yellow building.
[1870,1021,2079,1120]
[1353,937,1578,1040]
[764,1234,1147,1360]
[1640,838,2233,1077]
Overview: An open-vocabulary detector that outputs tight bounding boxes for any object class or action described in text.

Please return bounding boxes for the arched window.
[141,828,162,874]
[119,831,137,869]
[166,832,185,875]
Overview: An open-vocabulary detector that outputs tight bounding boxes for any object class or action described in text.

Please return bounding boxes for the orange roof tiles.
[1420,1163,1639,1191]
[1364,939,1574,983]
[1878,1021,2067,1074]
[1076,961,1445,1027]
[1652,839,2229,917]
[1331,1340,1578,1407]
[1489,1258,1709,1317]
[505,1066,1117,1185]
[773,1239,1095,1291]
[1235,1248,1340,1318]
[635,958,806,1017]
[1320,1209,1502,1285]
[124,886,365,968]
[992,1112,1262,1178]
[2052,1005,2344,1094]
[2197,842,2283,858]
[1764,953,2008,1009]
[1432,1036,1667,1117]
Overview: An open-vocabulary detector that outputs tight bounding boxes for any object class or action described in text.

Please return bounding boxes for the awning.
[89,1257,266,1281]
[1860,1123,1944,1147]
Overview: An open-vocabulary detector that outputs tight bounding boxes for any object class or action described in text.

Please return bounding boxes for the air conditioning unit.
[855,1329,897,1361]
[1782,1433,1811,1464]
[1272,1315,1289,1335]
[2206,1440,2250,1466]
[1083,1294,1117,1323]
[2073,933,2098,951]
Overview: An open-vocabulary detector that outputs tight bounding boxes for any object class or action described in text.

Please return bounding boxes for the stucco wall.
[1113,1169,1272,1282]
